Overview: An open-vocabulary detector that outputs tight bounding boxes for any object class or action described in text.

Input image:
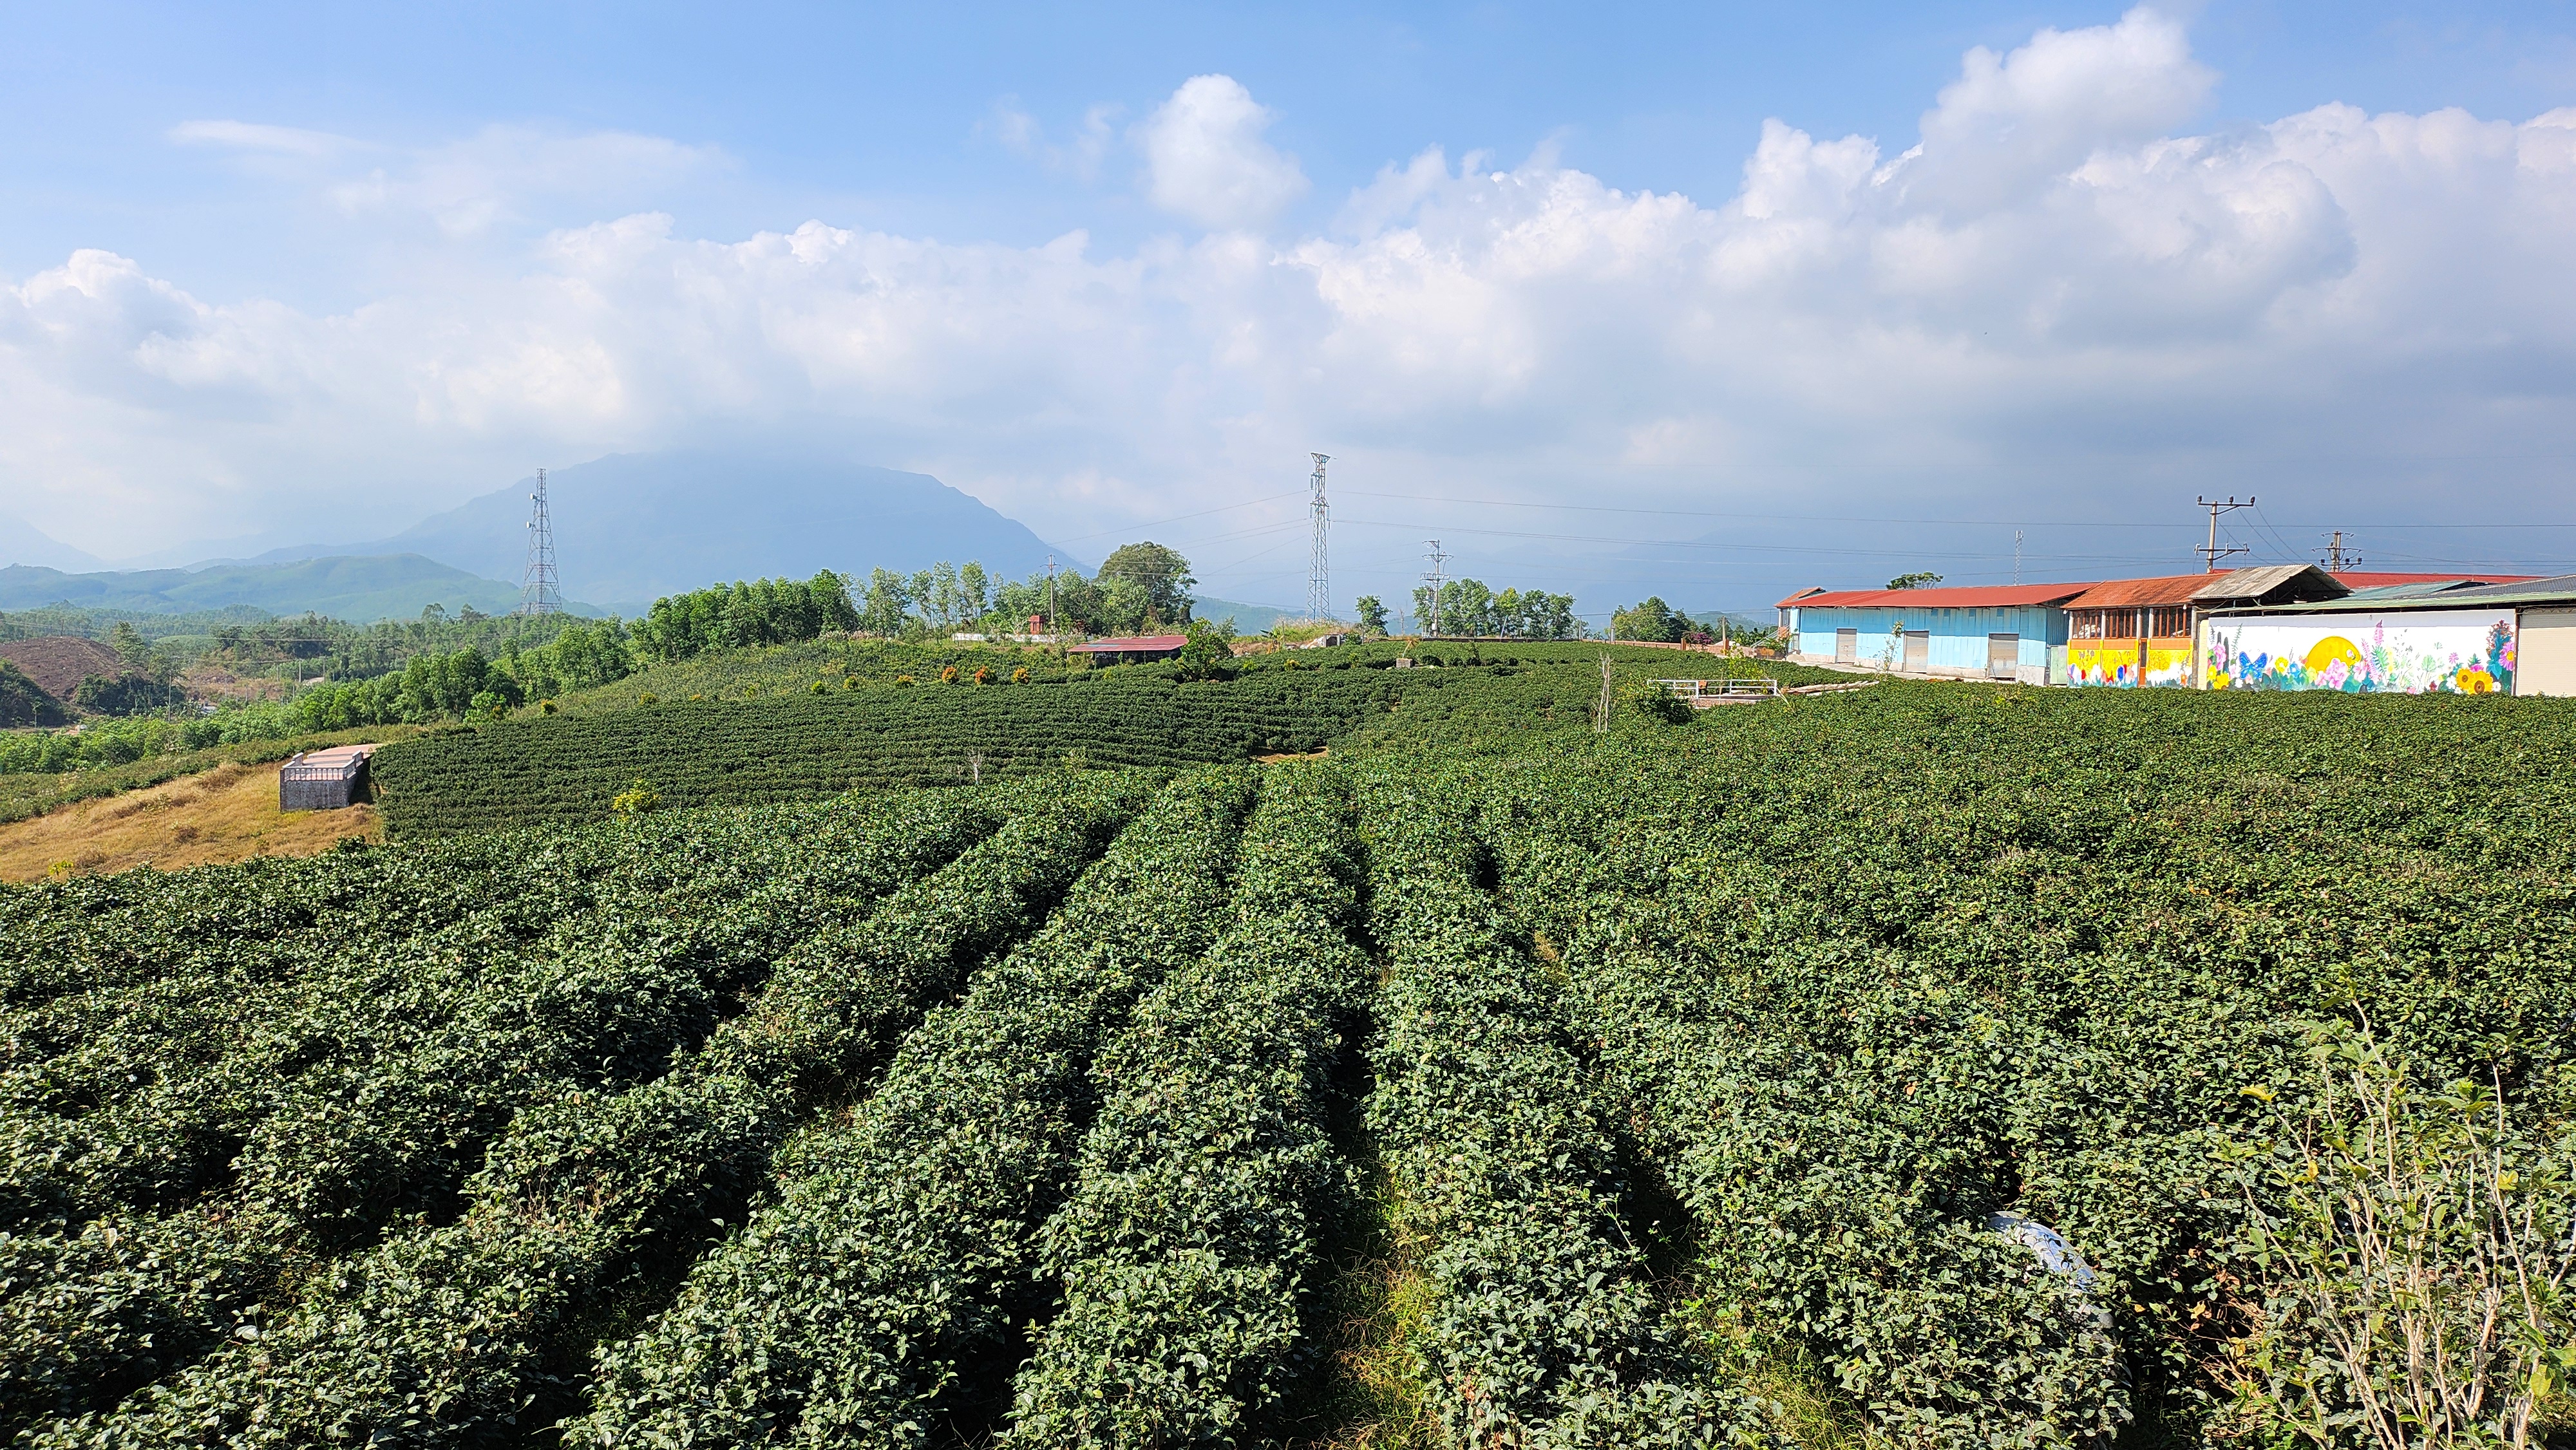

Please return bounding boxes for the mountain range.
[0,555,527,621]
[3,451,1307,626]
[230,451,1072,616]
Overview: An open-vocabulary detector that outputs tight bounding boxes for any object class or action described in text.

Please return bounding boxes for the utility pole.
[1595,654,1613,733]
[1046,555,1061,662]
[1307,453,1331,623]
[518,467,561,616]
[2322,530,2359,574]
[2014,529,2023,586]
[1421,540,1448,639]
[2195,495,2255,573]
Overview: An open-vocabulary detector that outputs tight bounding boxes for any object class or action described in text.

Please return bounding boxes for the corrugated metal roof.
[2068,569,2521,608]
[1069,634,1189,654]
[2338,582,2477,600]
[2331,571,2537,588]
[2237,573,2576,614]
[2190,564,2344,602]
[280,744,375,780]
[1774,583,2091,610]
[295,744,374,765]
[2060,574,2210,608]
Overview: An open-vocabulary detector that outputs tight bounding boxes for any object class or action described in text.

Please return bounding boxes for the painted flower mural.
[2204,611,2517,694]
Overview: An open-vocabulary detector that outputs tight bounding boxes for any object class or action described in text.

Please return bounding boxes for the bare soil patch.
[0,636,119,700]
[178,663,296,702]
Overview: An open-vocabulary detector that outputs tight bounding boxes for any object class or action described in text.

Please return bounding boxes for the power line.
[1048,490,1305,545]
[1334,516,2219,562]
[1338,489,2576,531]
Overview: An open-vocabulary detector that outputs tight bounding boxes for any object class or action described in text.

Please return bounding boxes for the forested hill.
[0,555,529,621]
[242,451,1073,614]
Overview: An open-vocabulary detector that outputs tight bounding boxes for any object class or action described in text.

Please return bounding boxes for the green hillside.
[0,555,551,621]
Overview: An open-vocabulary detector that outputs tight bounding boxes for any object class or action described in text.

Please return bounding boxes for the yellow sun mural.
[2303,637,2364,674]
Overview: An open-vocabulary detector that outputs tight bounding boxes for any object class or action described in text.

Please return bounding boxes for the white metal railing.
[1653,677,1783,700]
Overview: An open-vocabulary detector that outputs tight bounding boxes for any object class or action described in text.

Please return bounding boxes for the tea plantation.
[4,677,2570,1449]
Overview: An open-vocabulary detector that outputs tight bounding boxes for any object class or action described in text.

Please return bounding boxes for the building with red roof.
[1777,565,2536,687]
[1776,582,2090,681]
[1068,633,1188,664]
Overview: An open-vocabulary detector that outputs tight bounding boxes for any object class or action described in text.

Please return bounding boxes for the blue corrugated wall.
[1790,603,2069,671]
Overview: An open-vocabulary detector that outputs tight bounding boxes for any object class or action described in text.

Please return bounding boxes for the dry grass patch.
[0,758,379,881]
[1287,1169,1438,1449]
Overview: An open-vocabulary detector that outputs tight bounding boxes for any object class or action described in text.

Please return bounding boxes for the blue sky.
[5,0,2575,614]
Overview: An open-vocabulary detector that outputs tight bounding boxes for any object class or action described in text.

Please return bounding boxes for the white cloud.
[1134,75,1309,230]
[169,118,355,157]
[171,118,725,239]
[6,10,2576,579]
[986,98,1120,181]
[1889,6,2215,214]
[325,126,727,238]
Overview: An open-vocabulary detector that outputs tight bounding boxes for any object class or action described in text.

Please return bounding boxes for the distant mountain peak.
[0,513,106,573]
[239,450,1077,614]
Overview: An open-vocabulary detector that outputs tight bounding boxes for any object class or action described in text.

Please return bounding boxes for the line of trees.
[634,574,862,663]
[292,618,638,728]
[637,544,1202,656]
[861,542,1199,641]
[1405,579,1584,639]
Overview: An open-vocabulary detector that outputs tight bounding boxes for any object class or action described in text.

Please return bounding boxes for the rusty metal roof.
[1070,634,1188,654]
[2060,574,2211,609]
[2072,568,2516,609]
[1774,583,2092,610]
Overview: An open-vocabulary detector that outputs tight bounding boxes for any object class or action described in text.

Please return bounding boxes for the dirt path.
[0,760,379,882]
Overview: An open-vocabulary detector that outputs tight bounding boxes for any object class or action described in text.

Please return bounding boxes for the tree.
[1887,572,1944,590]
[922,561,970,630]
[1407,579,1580,639]
[73,673,176,715]
[634,572,857,661]
[1095,543,1195,628]
[1612,596,1685,643]
[1174,618,1236,681]
[1354,596,1388,635]
[107,621,152,670]
[858,569,912,636]
[0,659,65,728]
[994,567,1104,637]
[1494,587,1580,639]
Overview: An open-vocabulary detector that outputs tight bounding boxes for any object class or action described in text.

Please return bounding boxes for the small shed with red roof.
[1069,633,1188,665]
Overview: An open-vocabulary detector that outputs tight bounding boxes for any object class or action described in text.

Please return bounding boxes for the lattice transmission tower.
[1306,453,1331,623]
[518,467,562,616]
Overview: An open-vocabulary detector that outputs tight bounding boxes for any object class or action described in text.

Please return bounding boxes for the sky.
[3,0,2575,617]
